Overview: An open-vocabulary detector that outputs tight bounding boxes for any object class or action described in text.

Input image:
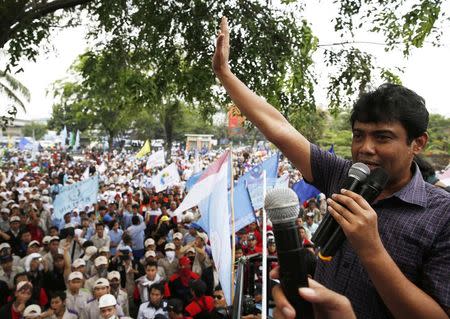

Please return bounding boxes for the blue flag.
[18,137,31,150]
[291,145,334,204]
[292,179,321,205]
[233,153,279,231]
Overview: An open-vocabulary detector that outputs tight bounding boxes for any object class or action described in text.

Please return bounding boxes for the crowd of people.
[0,145,315,319]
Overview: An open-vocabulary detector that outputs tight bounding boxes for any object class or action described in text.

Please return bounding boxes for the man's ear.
[412,132,428,154]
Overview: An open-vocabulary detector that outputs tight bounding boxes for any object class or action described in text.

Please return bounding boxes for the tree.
[9,0,446,142]
[49,44,139,147]
[0,71,30,127]
[22,122,47,140]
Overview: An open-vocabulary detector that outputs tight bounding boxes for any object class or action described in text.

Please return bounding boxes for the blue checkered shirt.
[310,144,450,319]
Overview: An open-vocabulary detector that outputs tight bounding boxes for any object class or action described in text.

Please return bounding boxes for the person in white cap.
[85,256,109,292]
[98,294,118,319]
[6,215,21,254]
[82,245,97,278]
[71,258,87,276]
[107,271,129,316]
[23,304,42,319]
[42,236,60,271]
[0,208,10,233]
[81,279,124,319]
[171,232,184,258]
[66,271,92,315]
[158,243,179,278]
[43,291,79,319]
[139,250,166,279]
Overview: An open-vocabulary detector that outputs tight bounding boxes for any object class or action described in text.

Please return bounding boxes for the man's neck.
[55,307,66,318]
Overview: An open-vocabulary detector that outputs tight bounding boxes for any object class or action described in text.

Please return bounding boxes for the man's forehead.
[352,120,405,133]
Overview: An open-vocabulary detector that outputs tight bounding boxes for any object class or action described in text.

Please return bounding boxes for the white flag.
[146,150,165,169]
[74,130,80,150]
[151,163,180,193]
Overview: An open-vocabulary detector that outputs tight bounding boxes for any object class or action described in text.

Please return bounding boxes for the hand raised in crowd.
[270,267,356,319]
[326,189,383,261]
[212,16,230,75]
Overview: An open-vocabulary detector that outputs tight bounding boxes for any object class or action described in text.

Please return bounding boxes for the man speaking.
[212,16,450,319]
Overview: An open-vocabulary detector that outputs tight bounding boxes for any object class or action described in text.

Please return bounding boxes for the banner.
[151,163,180,192]
[146,150,165,169]
[53,176,99,219]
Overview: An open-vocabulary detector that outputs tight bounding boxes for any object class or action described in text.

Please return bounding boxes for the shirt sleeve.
[421,217,450,309]
[309,144,351,197]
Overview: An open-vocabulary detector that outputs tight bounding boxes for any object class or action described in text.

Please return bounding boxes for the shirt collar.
[390,163,427,208]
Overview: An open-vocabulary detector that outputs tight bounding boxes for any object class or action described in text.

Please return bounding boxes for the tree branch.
[1,0,93,48]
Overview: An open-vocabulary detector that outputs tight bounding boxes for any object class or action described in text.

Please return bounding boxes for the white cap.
[165,243,175,250]
[10,216,20,223]
[42,236,52,244]
[23,304,41,318]
[99,246,109,253]
[28,240,40,248]
[0,242,11,250]
[107,271,120,281]
[64,223,75,229]
[306,212,314,217]
[144,238,155,247]
[68,271,83,281]
[94,256,108,267]
[145,250,156,258]
[197,232,208,243]
[94,278,110,289]
[173,232,183,240]
[83,246,98,260]
[72,258,86,268]
[16,280,33,291]
[50,236,60,242]
[186,247,196,254]
[98,294,116,308]
[0,208,10,214]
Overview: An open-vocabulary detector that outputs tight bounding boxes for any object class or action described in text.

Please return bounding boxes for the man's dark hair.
[190,279,207,297]
[149,282,165,295]
[50,290,67,301]
[49,226,59,233]
[350,83,429,143]
[167,298,184,314]
[145,260,158,269]
[95,222,104,229]
[82,240,94,249]
[132,215,140,225]
[13,272,29,285]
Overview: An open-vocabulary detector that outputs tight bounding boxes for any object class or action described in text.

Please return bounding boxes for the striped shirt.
[310,144,450,319]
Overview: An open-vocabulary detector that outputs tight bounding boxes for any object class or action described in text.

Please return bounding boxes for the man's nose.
[359,137,376,154]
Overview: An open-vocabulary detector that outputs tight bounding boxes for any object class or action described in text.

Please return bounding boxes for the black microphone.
[312,162,370,249]
[320,167,389,258]
[265,188,314,319]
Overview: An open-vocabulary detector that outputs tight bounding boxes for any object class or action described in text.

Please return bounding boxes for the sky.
[7,1,450,121]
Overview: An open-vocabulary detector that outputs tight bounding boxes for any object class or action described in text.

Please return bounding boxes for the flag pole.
[261,170,267,319]
[229,145,236,303]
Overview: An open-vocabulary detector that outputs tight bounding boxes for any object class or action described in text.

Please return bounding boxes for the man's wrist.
[358,239,386,266]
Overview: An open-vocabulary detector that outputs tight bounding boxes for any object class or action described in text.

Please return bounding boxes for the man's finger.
[272,284,296,319]
[327,197,355,223]
[340,189,371,210]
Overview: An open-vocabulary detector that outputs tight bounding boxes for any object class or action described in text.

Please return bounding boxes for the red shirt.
[185,296,215,317]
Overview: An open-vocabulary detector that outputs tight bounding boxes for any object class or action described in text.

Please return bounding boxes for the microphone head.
[349,162,370,182]
[265,188,299,225]
[366,167,389,190]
